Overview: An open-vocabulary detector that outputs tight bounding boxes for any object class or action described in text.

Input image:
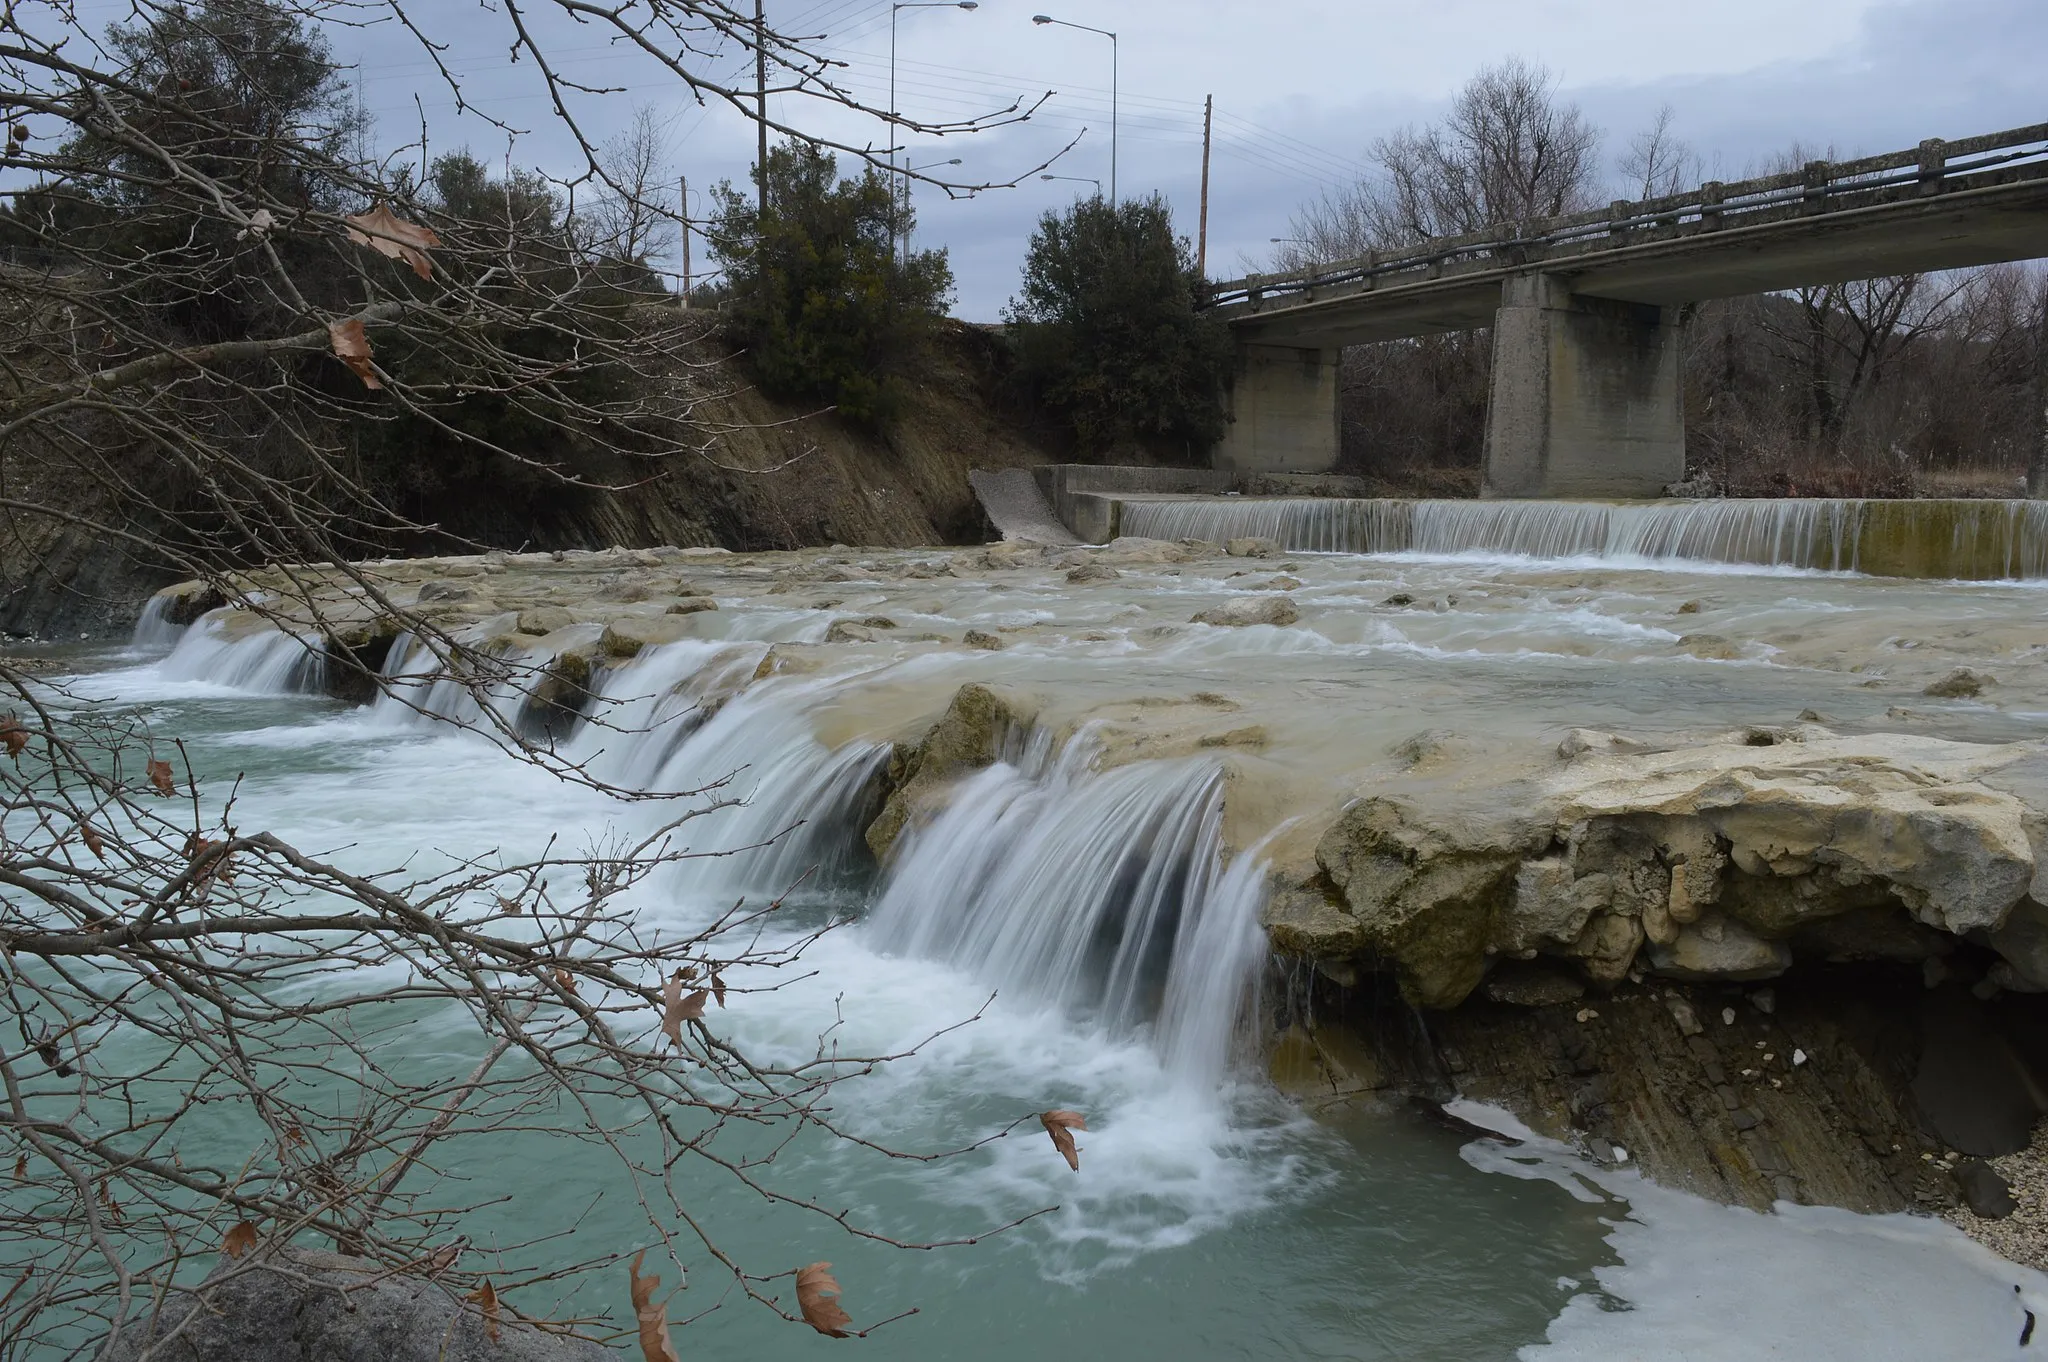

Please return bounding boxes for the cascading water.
[128,597,187,652]
[1120,495,2048,579]
[867,729,1265,1087]
[153,613,323,692]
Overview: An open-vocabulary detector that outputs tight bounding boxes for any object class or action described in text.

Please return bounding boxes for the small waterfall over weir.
[129,597,188,653]
[154,614,323,693]
[868,731,1267,1085]
[1120,496,2048,579]
[137,619,1275,1087]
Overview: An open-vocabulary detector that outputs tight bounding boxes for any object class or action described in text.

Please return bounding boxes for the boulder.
[599,615,695,659]
[962,629,1004,651]
[824,620,876,644]
[663,597,719,616]
[415,580,474,602]
[1676,633,1743,660]
[515,606,576,636]
[1225,536,1279,558]
[1066,562,1121,584]
[865,684,1034,860]
[1925,667,1992,699]
[1646,912,1791,981]
[1094,537,1198,566]
[1313,797,1528,1009]
[1260,882,1364,959]
[1190,596,1301,628]
[99,1247,609,1362]
[153,579,227,626]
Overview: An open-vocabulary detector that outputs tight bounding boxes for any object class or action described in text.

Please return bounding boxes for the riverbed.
[73,538,2048,1359]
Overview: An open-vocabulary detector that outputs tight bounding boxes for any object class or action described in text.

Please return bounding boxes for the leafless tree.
[0,1,1064,1354]
[1617,104,1699,201]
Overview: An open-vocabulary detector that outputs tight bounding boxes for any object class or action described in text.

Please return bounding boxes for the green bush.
[708,142,953,426]
[1004,195,1231,457]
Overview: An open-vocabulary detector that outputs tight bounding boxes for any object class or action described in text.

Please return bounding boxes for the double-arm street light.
[1031,14,1116,203]
[892,3,978,261]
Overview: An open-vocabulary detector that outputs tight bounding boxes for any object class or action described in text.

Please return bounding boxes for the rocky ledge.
[144,540,2048,1247]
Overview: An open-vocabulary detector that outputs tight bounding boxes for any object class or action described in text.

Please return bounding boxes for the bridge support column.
[1214,343,1341,475]
[1482,275,1685,498]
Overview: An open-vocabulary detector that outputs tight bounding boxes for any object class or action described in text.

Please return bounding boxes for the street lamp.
[893,3,978,261]
[1040,173,1102,196]
[1031,14,1116,203]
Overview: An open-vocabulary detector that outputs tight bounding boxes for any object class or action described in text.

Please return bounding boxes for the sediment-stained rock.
[864,683,1034,860]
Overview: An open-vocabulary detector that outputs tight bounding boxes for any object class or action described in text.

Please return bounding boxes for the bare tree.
[1617,104,1700,201]
[583,105,681,282]
[0,0,1065,1353]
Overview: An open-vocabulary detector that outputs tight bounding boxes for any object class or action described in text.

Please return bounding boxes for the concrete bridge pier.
[1214,342,1342,475]
[1482,274,1685,498]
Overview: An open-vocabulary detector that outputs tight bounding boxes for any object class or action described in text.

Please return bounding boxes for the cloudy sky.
[316,0,2047,318]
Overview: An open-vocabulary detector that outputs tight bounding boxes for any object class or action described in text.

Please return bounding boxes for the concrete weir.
[1037,488,2048,581]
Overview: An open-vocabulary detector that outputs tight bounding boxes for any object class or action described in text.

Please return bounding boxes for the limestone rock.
[1225,536,1279,558]
[866,684,1034,860]
[963,629,1004,651]
[153,579,227,626]
[664,597,718,616]
[1924,667,1992,699]
[600,614,694,658]
[416,579,473,602]
[824,620,875,644]
[1190,595,1301,628]
[1094,537,1197,566]
[1677,632,1743,660]
[1314,797,1529,1009]
[1066,562,1121,584]
[1646,912,1791,981]
[515,606,576,636]
[532,645,598,711]
[100,1247,609,1362]
[1261,882,1363,958]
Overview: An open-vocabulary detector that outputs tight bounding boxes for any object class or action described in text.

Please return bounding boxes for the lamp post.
[1032,14,1116,203]
[892,3,978,263]
[1040,173,1102,196]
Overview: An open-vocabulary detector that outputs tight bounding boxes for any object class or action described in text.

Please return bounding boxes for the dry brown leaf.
[344,202,441,280]
[554,967,577,995]
[13,1154,27,1179]
[221,1220,258,1259]
[659,971,708,1049]
[0,715,26,761]
[496,894,523,915]
[628,1250,680,1362]
[1041,1109,1087,1172]
[79,822,104,860]
[464,1280,500,1343]
[795,1261,853,1338]
[328,317,382,390]
[422,1243,460,1276]
[711,972,727,1009]
[147,759,175,797]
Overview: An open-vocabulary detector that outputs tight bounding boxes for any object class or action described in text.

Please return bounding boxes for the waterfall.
[866,733,1266,1085]
[155,614,322,693]
[1120,496,2048,579]
[130,597,187,653]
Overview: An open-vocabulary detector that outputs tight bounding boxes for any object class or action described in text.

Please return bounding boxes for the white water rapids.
[79,544,2048,1360]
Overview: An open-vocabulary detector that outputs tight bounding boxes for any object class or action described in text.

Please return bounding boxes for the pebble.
[1793,1049,1808,1067]
[1575,1008,1599,1023]
[1722,1008,1737,1026]
[1946,1119,2048,1272]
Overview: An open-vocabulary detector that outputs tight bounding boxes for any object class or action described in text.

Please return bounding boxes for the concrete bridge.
[1207,123,2048,497]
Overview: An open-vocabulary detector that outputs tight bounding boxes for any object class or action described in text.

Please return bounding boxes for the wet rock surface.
[101,1248,608,1362]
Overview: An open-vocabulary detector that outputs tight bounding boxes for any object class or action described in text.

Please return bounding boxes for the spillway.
[1117,496,2048,578]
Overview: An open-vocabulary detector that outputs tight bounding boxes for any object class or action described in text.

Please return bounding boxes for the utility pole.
[679,174,690,307]
[1197,94,1213,280]
[755,0,768,218]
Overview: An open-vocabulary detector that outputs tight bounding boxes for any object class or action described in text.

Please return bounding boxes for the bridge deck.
[1213,126,2048,348]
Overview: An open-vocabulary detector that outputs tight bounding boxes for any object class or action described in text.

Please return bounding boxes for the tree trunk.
[2029,279,2048,497]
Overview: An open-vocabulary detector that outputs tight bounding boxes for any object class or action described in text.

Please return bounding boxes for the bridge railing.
[1207,121,2048,311]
